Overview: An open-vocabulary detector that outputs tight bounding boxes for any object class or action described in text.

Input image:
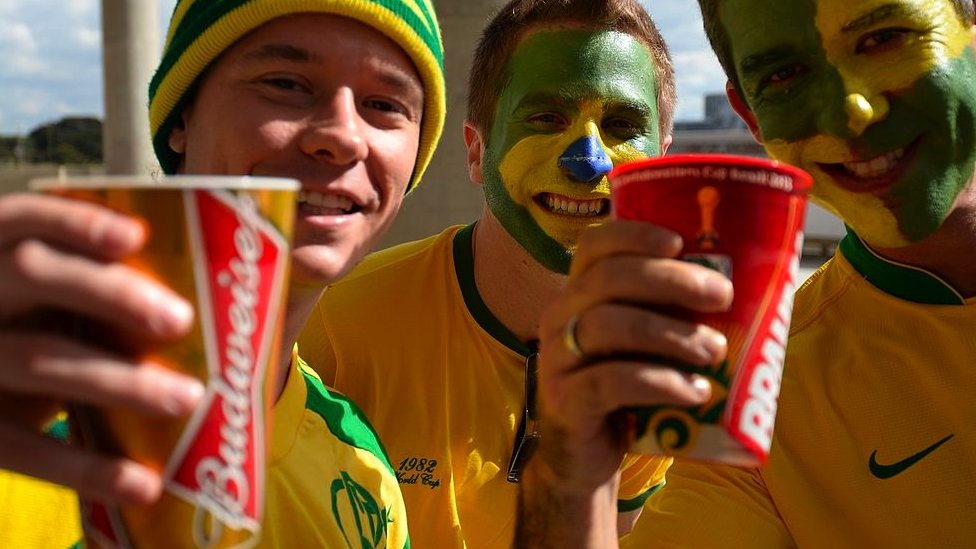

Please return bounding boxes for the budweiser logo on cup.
[30,176,297,548]
[609,155,812,466]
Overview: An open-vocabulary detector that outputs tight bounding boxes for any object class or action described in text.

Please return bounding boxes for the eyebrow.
[739,46,796,79]
[514,91,651,113]
[841,4,902,33]
[376,69,424,100]
[239,43,423,98]
[240,44,322,64]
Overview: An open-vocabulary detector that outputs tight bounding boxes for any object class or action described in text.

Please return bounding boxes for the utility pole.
[100,0,158,175]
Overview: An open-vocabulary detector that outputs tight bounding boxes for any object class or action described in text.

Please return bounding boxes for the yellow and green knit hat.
[148,0,445,193]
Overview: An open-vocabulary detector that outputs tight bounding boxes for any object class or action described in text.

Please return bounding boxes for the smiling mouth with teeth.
[841,148,905,178]
[818,140,916,193]
[536,192,609,217]
[297,190,359,215]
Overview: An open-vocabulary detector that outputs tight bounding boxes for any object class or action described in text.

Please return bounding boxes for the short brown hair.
[698,0,976,99]
[467,0,676,141]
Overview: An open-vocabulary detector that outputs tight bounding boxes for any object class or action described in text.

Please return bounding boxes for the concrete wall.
[376,0,504,248]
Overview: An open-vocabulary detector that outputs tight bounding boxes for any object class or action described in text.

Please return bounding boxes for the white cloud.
[17,96,47,118]
[0,0,28,17]
[64,0,98,17]
[0,21,47,77]
[6,56,49,77]
[75,27,101,49]
[673,50,725,89]
[0,21,38,52]
[651,0,727,121]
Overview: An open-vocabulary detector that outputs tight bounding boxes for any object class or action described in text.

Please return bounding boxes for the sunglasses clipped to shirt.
[507,345,540,483]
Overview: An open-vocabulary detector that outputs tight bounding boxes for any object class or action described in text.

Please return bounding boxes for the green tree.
[27,117,103,164]
[0,136,20,162]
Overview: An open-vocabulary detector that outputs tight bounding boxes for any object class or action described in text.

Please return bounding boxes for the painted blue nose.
[558,136,613,183]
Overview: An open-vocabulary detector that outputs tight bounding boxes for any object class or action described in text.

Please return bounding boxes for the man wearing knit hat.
[0,0,445,547]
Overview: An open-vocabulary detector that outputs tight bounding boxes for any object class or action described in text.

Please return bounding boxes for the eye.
[603,117,644,139]
[856,28,911,54]
[263,76,310,93]
[364,98,407,115]
[526,112,567,131]
[766,64,806,86]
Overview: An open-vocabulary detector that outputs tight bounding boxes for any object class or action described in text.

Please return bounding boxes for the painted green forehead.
[501,28,659,112]
[721,0,819,81]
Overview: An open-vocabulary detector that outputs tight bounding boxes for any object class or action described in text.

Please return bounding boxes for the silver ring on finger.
[563,314,586,360]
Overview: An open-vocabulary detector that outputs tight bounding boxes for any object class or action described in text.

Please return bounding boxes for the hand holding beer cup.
[1,175,297,548]
[0,190,202,504]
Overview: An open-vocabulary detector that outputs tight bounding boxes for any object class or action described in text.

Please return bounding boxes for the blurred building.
[671,95,761,156]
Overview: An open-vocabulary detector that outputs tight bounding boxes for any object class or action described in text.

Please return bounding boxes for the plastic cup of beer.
[28,175,298,548]
[609,154,812,466]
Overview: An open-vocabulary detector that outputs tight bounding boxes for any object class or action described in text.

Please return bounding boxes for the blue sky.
[0,0,727,135]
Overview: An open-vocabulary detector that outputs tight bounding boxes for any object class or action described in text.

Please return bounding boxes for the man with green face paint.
[517,0,976,546]
[477,21,668,274]
[296,0,697,547]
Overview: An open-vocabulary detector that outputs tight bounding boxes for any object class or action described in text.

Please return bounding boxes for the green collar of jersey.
[453,223,535,356]
[840,228,965,305]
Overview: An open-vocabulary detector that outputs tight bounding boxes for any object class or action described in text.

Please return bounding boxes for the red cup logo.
[164,189,289,546]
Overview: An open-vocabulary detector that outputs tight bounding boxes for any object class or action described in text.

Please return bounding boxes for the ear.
[725,81,763,144]
[660,133,673,156]
[168,110,189,154]
[463,121,485,185]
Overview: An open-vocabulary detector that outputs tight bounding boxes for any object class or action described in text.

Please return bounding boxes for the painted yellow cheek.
[765,136,849,167]
[499,133,567,205]
[765,138,909,247]
[815,0,972,93]
[609,142,646,164]
[815,180,909,247]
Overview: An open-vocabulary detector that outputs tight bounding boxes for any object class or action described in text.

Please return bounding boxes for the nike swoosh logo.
[869,434,954,480]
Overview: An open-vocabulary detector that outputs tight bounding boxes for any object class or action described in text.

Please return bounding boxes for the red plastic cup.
[610,154,812,466]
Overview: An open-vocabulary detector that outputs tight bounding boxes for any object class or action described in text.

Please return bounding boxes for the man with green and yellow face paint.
[296,0,693,547]
[724,0,976,249]
[516,0,976,546]
[477,26,667,273]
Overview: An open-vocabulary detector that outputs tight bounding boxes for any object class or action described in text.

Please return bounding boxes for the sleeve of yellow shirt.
[0,417,83,549]
[617,453,672,511]
[620,459,794,548]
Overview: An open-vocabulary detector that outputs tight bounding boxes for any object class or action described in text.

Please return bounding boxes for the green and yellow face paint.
[723,0,976,247]
[481,28,663,273]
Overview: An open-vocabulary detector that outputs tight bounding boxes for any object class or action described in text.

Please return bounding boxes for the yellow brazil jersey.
[299,223,670,549]
[0,416,82,549]
[623,231,976,548]
[262,356,409,548]
[0,359,408,549]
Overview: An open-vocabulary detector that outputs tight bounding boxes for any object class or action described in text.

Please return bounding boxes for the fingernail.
[700,329,728,363]
[148,288,194,335]
[690,375,712,398]
[116,461,163,505]
[161,374,205,415]
[704,274,733,305]
[163,297,194,331]
[93,214,144,251]
[661,231,683,255]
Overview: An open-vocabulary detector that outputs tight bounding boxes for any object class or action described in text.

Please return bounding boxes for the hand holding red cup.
[610,154,812,466]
